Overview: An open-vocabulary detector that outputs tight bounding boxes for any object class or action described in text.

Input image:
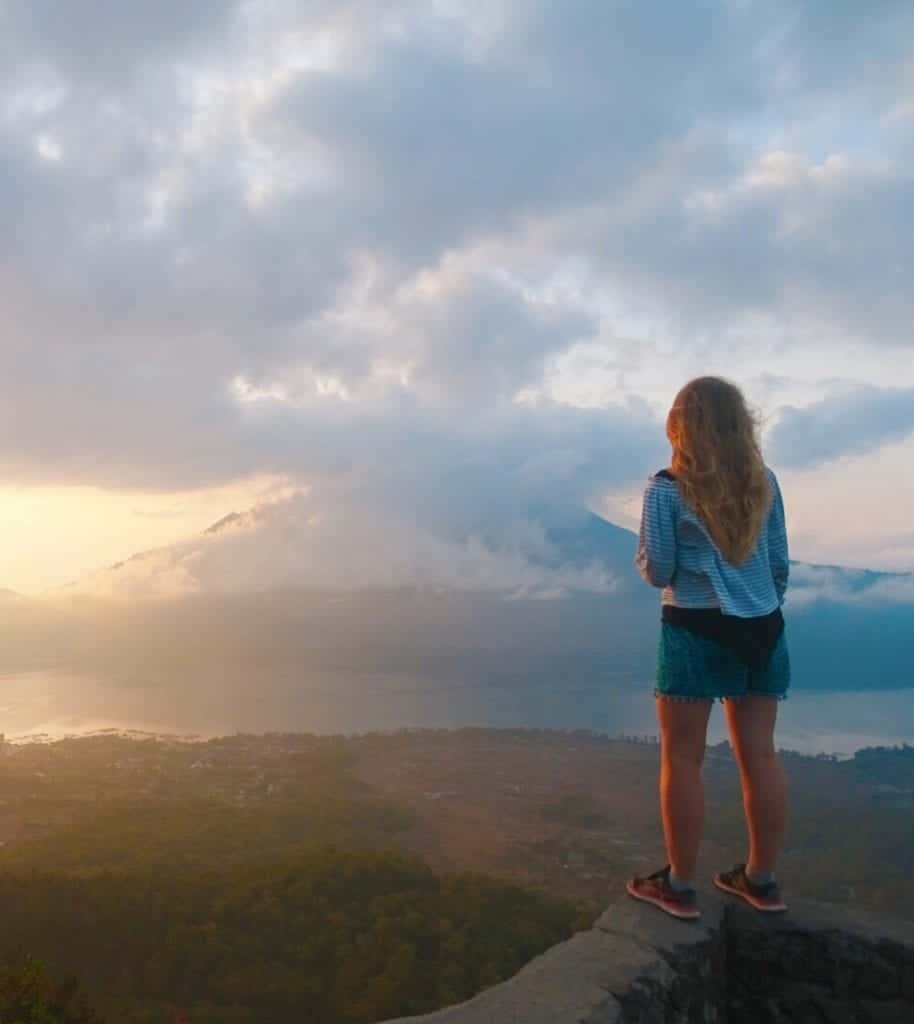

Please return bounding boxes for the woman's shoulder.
[643,468,680,500]
[764,464,782,493]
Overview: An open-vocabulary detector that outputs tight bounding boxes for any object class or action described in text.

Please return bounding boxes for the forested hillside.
[0,732,587,1023]
[0,850,581,1024]
[0,730,909,1022]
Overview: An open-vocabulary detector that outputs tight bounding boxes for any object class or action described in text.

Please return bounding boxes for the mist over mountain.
[5,500,911,703]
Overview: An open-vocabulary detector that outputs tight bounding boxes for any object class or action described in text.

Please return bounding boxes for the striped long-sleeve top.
[635,467,789,618]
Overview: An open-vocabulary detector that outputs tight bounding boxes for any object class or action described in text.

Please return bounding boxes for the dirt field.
[350,729,733,907]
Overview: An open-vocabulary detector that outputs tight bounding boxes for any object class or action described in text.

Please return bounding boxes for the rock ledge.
[381,891,913,1023]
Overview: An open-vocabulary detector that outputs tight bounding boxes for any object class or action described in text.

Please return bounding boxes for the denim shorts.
[654,621,790,703]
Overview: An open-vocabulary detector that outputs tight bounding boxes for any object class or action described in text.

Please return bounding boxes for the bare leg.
[655,697,713,881]
[724,695,787,875]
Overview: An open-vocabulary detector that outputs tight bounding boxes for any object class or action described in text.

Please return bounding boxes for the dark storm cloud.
[263,0,747,257]
[769,387,914,468]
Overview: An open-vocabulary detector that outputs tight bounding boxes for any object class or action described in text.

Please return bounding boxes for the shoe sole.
[713,876,788,913]
[625,880,701,921]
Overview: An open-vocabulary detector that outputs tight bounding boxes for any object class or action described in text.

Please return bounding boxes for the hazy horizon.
[4,663,914,759]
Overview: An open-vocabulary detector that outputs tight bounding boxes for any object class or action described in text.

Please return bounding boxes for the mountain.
[546,513,914,692]
[545,509,914,600]
[20,506,909,701]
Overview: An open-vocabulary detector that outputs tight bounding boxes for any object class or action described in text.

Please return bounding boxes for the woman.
[626,376,790,921]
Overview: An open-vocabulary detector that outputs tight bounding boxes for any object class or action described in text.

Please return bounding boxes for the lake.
[1,668,911,757]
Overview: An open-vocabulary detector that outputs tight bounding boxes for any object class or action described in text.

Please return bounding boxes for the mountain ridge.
[46,506,914,600]
[6,504,910,699]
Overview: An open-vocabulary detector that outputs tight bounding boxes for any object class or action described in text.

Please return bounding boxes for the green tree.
[0,948,102,1023]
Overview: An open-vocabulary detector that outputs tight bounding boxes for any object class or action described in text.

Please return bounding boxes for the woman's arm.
[767,471,789,603]
[635,476,678,588]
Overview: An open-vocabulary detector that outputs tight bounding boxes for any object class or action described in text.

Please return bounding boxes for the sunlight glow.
[0,475,296,595]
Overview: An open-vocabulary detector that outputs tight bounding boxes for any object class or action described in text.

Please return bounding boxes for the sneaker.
[713,863,787,912]
[625,865,701,921]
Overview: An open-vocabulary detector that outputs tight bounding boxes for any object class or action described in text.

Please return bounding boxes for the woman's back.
[636,465,789,618]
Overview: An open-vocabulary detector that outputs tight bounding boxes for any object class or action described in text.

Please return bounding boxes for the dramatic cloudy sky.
[2,0,913,595]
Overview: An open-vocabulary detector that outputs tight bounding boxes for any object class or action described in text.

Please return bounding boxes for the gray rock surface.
[726,897,914,1023]
[381,892,725,1023]
[380,889,913,1024]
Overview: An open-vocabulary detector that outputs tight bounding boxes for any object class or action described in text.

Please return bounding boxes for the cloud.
[768,387,914,468]
[788,562,914,608]
[57,485,622,601]
[46,387,663,598]
[0,1,913,585]
[0,0,240,85]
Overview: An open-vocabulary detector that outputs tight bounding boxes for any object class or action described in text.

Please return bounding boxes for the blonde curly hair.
[666,376,771,565]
